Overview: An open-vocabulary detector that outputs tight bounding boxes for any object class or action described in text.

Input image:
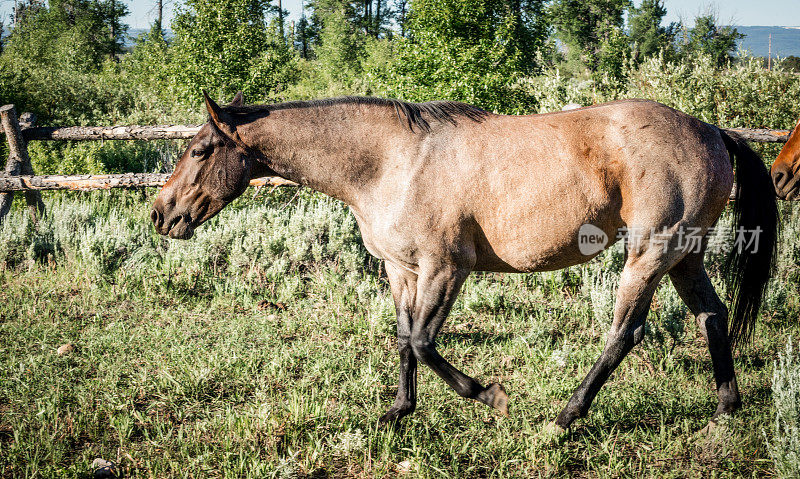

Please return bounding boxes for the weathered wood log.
[0,105,45,223]
[13,123,793,143]
[22,124,202,141]
[0,173,298,192]
[725,127,792,143]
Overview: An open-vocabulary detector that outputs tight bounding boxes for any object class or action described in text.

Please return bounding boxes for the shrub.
[766,339,800,478]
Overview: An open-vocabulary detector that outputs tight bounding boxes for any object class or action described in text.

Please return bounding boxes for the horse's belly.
[472,202,623,273]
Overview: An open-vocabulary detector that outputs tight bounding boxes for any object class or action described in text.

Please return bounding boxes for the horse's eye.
[191,148,204,158]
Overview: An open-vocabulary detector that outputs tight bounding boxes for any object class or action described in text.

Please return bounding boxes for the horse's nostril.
[772,167,791,190]
[151,209,163,228]
[773,171,785,187]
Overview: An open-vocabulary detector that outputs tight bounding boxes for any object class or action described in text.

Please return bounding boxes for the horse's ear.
[204,90,239,139]
[230,91,244,107]
[203,90,251,151]
[204,90,226,127]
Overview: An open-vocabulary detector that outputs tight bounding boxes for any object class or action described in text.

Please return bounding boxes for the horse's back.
[359,100,733,274]
[457,100,732,272]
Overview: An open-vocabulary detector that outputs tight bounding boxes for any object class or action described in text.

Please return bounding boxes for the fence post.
[0,105,45,224]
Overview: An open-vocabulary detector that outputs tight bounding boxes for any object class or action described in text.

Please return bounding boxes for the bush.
[169,0,299,105]
[767,339,800,478]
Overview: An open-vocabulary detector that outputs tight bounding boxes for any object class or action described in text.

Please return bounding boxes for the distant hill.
[735,26,800,57]
[124,28,174,47]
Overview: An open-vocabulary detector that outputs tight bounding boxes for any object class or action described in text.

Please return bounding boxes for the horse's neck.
[240,106,397,205]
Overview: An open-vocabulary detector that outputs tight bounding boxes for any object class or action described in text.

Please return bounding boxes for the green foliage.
[548,0,631,71]
[627,54,800,129]
[27,140,175,176]
[0,0,131,124]
[781,56,800,72]
[169,0,299,105]
[5,0,128,68]
[314,2,367,84]
[678,15,744,67]
[594,26,633,94]
[628,0,675,61]
[767,339,800,478]
[380,0,548,113]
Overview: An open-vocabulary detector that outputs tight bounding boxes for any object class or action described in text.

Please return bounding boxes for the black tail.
[720,130,779,349]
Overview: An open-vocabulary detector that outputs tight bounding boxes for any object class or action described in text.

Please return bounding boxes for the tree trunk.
[278,0,284,42]
[155,0,163,37]
[365,0,371,35]
[0,105,45,223]
[374,0,381,37]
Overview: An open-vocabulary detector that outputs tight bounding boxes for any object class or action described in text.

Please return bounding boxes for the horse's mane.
[223,96,489,133]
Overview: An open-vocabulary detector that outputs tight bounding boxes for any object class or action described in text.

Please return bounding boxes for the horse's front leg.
[379,262,419,425]
[408,262,508,415]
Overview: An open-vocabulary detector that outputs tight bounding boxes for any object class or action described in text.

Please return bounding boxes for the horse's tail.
[719,129,779,348]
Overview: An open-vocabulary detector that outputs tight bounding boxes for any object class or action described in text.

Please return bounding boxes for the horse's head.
[771,117,800,200]
[151,91,268,239]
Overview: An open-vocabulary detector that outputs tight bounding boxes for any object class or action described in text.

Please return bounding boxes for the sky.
[1,0,798,30]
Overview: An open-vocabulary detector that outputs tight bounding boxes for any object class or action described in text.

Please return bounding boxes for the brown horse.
[771,116,800,199]
[152,92,777,432]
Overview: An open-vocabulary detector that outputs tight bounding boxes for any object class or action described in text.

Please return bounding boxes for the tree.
[627,0,675,61]
[382,0,549,113]
[4,0,128,68]
[548,0,630,71]
[781,56,800,73]
[394,0,409,36]
[680,14,743,67]
[0,0,131,122]
[150,0,166,40]
[309,1,364,82]
[169,0,298,104]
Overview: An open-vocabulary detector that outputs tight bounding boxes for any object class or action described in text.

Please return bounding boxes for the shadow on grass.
[437,331,514,346]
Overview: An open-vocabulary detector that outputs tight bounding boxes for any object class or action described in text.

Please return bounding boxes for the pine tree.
[680,14,744,67]
[548,0,630,71]
[628,0,675,61]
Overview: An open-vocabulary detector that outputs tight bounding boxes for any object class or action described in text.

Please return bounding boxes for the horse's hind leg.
[668,252,741,422]
[555,247,674,429]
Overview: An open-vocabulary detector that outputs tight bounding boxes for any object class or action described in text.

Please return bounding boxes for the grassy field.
[1,190,799,478]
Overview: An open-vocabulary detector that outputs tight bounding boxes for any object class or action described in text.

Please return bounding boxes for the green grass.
[1,191,799,477]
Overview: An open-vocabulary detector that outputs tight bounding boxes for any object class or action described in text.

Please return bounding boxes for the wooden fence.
[0,103,794,224]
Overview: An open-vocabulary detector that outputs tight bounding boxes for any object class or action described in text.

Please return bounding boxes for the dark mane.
[223,96,488,133]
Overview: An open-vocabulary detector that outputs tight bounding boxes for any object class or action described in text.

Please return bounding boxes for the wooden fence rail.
[14,124,795,143]
[21,125,202,141]
[0,173,297,192]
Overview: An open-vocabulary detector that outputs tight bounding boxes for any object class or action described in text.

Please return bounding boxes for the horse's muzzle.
[151,208,195,239]
[771,162,799,200]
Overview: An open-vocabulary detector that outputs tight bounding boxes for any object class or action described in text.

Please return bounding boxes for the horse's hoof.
[485,382,509,416]
[378,406,413,428]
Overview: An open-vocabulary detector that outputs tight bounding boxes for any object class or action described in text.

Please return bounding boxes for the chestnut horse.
[771,116,800,199]
[152,92,777,432]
